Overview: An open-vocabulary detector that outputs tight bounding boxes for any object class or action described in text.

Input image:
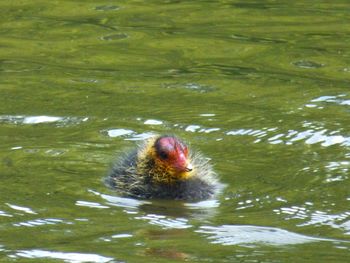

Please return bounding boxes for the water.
[1,1,350,262]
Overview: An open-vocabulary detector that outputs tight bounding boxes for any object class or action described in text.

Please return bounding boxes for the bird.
[105,135,221,201]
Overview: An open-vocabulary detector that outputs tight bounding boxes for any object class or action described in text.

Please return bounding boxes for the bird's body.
[105,135,221,201]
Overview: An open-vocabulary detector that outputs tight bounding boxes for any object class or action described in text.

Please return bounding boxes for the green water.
[1,1,350,262]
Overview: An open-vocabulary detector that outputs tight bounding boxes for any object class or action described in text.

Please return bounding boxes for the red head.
[154,136,193,175]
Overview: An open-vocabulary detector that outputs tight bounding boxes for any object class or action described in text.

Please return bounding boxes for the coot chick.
[105,135,221,201]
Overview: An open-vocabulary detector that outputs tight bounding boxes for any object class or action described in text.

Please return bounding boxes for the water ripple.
[101,33,128,41]
[94,5,120,11]
[89,189,149,210]
[102,116,350,148]
[226,126,350,147]
[124,132,156,141]
[13,249,115,263]
[135,214,191,229]
[185,125,220,133]
[311,94,348,105]
[104,128,155,141]
[0,210,12,217]
[75,201,110,209]
[197,225,333,246]
[274,205,350,231]
[100,233,133,242]
[293,60,324,69]
[144,119,163,125]
[6,203,37,215]
[298,211,350,230]
[13,218,71,228]
[0,115,88,126]
[184,199,220,209]
[185,125,201,132]
[106,129,135,138]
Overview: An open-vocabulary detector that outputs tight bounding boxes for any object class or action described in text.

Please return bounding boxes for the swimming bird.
[105,135,221,201]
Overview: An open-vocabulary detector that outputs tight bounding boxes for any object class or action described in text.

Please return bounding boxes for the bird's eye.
[159,151,168,159]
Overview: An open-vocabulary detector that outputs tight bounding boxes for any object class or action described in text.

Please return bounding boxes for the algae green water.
[1,1,350,262]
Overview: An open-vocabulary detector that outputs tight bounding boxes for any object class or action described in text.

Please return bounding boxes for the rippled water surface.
[1,1,350,262]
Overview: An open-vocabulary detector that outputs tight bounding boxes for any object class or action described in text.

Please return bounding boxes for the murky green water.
[1,1,350,262]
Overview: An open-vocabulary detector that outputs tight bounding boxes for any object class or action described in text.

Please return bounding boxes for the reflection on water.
[6,203,37,215]
[143,119,163,125]
[2,93,349,148]
[91,189,150,210]
[1,0,350,262]
[91,189,220,229]
[227,126,350,147]
[13,218,70,228]
[13,249,115,263]
[75,200,110,209]
[310,94,350,105]
[197,225,333,246]
[106,128,134,138]
[0,115,88,126]
[184,199,220,209]
[135,214,191,229]
[275,206,350,232]
[0,210,12,217]
[293,60,324,69]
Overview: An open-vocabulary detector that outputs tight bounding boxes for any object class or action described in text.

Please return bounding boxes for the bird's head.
[146,135,193,183]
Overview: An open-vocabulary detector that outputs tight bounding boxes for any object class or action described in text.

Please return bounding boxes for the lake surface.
[1,1,350,262]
